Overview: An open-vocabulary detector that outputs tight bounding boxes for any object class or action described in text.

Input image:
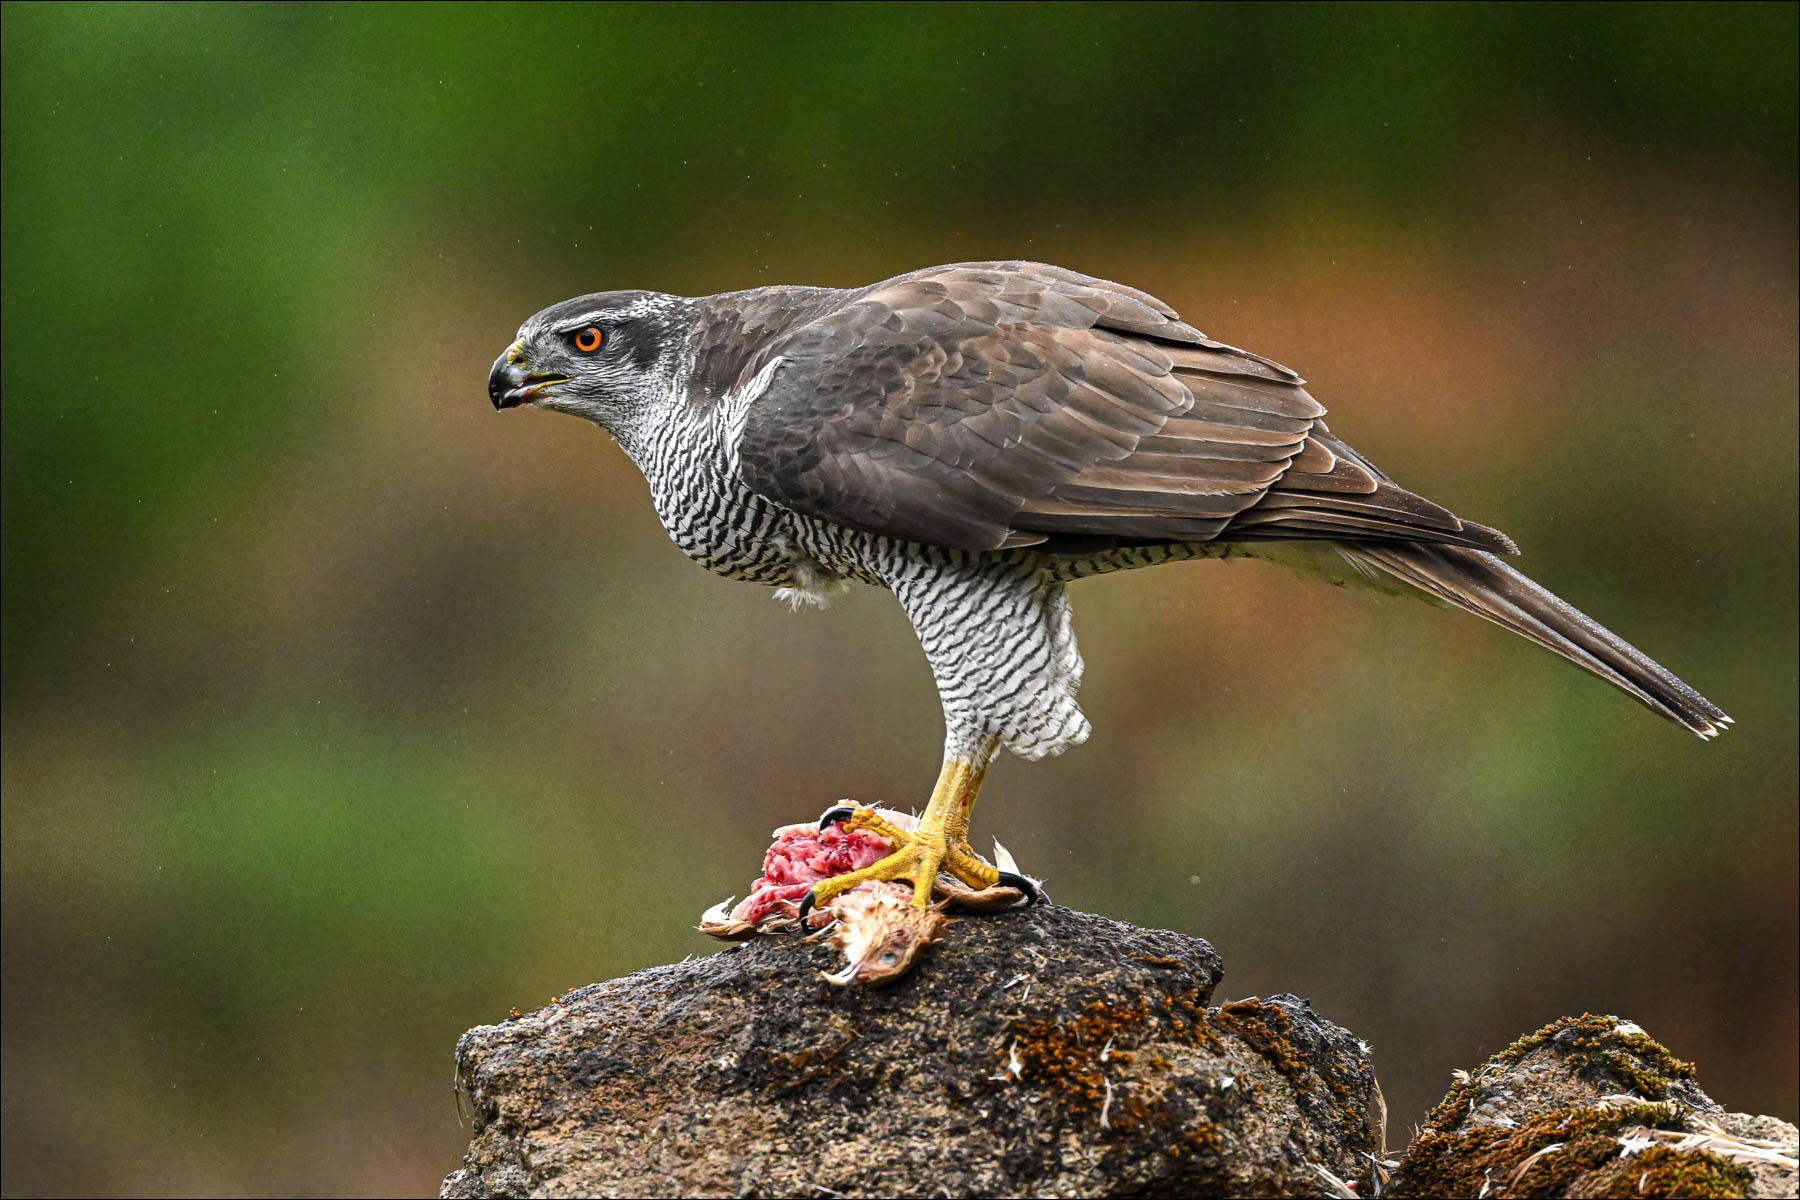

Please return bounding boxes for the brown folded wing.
[735,261,1515,556]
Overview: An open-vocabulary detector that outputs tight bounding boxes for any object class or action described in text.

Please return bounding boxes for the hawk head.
[488,290,691,429]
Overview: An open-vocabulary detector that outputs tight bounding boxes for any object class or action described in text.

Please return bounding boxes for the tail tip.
[1692,711,1733,740]
[1461,520,1520,556]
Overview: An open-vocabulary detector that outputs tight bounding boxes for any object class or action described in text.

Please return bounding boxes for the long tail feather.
[1344,543,1731,738]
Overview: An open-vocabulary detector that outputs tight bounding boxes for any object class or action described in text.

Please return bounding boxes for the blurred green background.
[3,2,1795,1194]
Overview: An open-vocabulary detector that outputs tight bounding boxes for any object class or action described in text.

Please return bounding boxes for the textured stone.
[442,905,1383,1198]
[1389,1013,1798,1199]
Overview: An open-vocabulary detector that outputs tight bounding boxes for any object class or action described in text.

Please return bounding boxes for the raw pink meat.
[730,821,894,928]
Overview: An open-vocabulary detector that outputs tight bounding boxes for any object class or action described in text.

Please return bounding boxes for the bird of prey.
[489,260,1729,921]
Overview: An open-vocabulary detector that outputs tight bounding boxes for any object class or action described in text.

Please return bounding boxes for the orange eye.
[573,326,603,353]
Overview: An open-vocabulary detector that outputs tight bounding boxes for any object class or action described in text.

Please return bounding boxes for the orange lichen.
[1396,1100,1753,1198]
[1397,1017,1755,1200]
[1008,994,1171,1131]
[1419,1013,1698,1132]
[1213,999,1308,1084]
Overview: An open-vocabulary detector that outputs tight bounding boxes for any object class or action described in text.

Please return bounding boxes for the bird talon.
[815,804,858,830]
[995,870,1047,906]
[795,886,820,930]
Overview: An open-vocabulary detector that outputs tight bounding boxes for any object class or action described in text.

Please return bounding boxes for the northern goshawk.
[488,260,1728,917]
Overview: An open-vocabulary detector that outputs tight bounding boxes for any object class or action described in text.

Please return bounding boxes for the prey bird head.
[819,883,950,988]
[489,290,690,430]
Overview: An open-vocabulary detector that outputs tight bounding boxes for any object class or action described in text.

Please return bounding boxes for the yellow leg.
[810,755,1001,910]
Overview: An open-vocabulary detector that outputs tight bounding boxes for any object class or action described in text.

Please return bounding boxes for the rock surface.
[1388,1013,1799,1199]
[442,904,1383,1198]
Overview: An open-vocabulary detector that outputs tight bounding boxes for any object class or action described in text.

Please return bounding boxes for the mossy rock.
[443,904,1384,1198]
[1390,1015,1797,1199]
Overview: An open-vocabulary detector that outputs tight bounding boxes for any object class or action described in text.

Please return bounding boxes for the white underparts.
[774,557,852,610]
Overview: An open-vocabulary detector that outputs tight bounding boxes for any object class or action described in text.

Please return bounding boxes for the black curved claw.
[795,886,820,931]
[816,804,858,830]
[996,871,1047,907]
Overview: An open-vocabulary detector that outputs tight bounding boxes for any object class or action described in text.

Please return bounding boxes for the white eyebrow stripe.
[535,293,672,338]
[549,314,615,335]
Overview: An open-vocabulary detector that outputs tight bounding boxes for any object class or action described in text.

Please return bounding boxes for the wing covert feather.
[733,261,1514,555]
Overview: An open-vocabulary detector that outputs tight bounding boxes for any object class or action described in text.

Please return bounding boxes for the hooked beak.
[488,343,569,410]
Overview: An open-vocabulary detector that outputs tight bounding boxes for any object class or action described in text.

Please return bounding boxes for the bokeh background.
[3,3,1795,1194]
